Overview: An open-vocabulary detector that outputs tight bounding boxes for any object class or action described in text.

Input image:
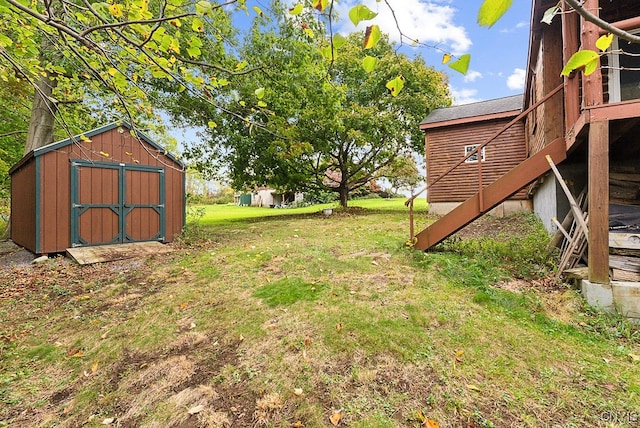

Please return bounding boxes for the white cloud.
[335,0,471,55]
[450,87,481,105]
[506,68,526,90]
[463,70,482,83]
[499,21,529,33]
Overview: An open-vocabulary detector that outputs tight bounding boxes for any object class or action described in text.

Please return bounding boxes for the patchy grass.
[1,207,639,427]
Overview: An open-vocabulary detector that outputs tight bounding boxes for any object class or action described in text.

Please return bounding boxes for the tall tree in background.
[172,11,450,207]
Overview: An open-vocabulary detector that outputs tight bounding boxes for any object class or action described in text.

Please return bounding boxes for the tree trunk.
[338,187,348,208]
[24,73,57,154]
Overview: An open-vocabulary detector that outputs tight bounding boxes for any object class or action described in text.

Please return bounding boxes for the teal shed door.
[70,160,165,247]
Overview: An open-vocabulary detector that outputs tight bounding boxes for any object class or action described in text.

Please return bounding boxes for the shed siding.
[426,119,527,203]
[12,124,184,254]
[10,160,37,252]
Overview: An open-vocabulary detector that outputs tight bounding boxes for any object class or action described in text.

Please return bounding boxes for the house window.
[608,30,640,102]
[464,145,485,163]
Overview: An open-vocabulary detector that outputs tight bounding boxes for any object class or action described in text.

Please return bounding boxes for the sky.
[329,0,533,105]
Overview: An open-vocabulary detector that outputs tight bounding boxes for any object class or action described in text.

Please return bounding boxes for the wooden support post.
[588,120,610,283]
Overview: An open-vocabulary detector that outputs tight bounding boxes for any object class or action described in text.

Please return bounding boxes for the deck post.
[588,120,610,284]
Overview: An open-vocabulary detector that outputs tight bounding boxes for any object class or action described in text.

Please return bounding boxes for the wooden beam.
[562,1,580,129]
[581,0,604,107]
[588,120,610,283]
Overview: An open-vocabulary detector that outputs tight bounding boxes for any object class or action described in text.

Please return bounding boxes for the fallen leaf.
[304,337,312,347]
[101,418,115,425]
[291,421,303,428]
[91,361,99,373]
[629,353,640,362]
[423,418,439,428]
[466,384,482,392]
[336,323,343,332]
[189,322,196,329]
[188,404,204,415]
[294,388,303,396]
[180,303,188,310]
[329,410,343,426]
[71,351,85,358]
[603,384,615,391]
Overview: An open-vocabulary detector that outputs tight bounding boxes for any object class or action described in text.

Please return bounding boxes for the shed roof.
[9,121,185,174]
[420,94,523,129]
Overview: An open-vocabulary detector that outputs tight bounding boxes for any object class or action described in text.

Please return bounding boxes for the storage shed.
[9,122,185,254]
[420,94,530,215]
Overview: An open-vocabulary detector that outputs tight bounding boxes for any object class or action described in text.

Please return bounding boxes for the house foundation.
[428,200,532,217]
[581,279,640,322]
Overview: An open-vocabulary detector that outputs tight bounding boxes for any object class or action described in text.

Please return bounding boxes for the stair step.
[414,137,567,250]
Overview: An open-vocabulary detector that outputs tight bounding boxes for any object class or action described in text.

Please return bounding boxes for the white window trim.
[464,144,486,163]
[608,28,640,103]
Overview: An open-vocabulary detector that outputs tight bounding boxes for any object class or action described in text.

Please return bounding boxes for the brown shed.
[420,94,530,215]
[9,122,185,254]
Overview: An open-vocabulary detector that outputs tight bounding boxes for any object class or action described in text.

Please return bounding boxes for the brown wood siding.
[15,125,184,253]
[425,118,527,203]
[10,160,37,252]
[526,27,564,157]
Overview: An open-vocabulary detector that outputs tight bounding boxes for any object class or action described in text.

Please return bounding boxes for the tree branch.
[564,0,640,44]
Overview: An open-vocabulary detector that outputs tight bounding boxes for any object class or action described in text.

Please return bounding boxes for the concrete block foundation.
[581,280,640,321]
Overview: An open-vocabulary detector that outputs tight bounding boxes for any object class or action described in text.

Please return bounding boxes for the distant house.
[420,94,529,216]
[236,187,303,207]
[9,122,185,254]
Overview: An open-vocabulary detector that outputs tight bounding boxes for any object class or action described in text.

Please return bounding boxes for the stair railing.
[405,83,565,247]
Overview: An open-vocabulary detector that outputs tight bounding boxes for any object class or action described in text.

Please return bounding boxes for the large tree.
[171,12,450,207]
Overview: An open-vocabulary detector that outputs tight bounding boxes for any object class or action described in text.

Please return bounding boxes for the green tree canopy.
[169,11,450,207]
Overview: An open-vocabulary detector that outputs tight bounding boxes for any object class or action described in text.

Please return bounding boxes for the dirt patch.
[453,214,533,240]
[0,240,35,268]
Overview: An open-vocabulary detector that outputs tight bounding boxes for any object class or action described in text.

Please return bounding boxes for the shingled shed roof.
[420,94,523,130]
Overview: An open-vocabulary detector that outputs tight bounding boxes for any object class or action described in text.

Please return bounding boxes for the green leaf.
[448,54,471,75]
[320,45,336,61]
[362,56,378,73]
[196,1,213,16]
[289,4,304,15]
[255,87,265,99]
[0,34,13,47]
[236,60,248,71]
[253,6,264,17]
[385,75,405,97]
[541,5,561,25]
[349,4,378,26]
[208,121,217,128]
[257,100,268,107]
[332,34,346,50]
[304,27,314,39]
[561,50,600,76]
[477,0,513,28]
[192,17,204,32]
[596,34,613,52]
[186,46,201,58]
[363,25,381,49]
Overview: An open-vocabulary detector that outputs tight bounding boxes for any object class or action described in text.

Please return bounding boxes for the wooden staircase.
[414,137,567,251]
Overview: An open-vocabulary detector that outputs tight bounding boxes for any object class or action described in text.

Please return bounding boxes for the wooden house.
[412,0,640,318]
[9,122,185,255]
[420,94,530,216]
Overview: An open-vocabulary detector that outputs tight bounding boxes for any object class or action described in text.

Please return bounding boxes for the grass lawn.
[1,202,639,427]
[192,197,428,225]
